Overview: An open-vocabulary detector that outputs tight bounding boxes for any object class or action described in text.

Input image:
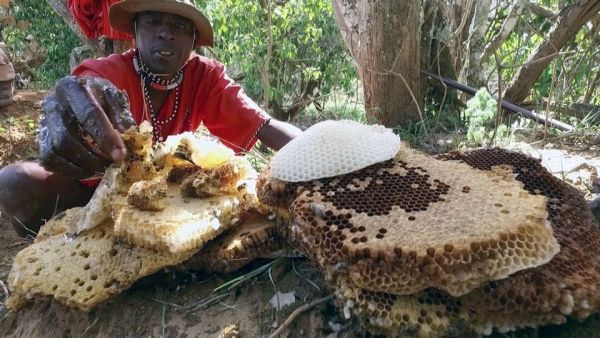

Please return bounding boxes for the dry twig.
[79,316,99,338]
[488,51,504,147]
[0,279,9,299]
[267,294,334,338]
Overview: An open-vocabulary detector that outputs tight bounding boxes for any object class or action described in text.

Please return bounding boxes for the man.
[0,0,302,237]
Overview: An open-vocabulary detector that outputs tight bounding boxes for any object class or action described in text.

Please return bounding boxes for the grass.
[292,86,471,154]
[294,84,366,129]
[213,258,282,293]
[174,259,284,314]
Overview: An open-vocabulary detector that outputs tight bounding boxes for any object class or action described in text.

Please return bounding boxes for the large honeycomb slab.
[259,147,558,297]
[112,184,245,255]
[6,220,193,312]
[325,148,600,337]
[7,125,264,312]
[441,148,600,332]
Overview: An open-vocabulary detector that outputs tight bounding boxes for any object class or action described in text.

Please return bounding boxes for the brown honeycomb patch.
[162,154,202,183]
[333,274,464,338]
[441,148,600,332]
[259,147,558,297]
[321,148,600,337]
[186,214,287,273]
[180,156,253,198]
[127,177,168,211]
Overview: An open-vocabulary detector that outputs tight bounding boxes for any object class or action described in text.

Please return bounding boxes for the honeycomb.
[74,124,154,234]
[269,120,400,182]
[159,131,235,168]
[127,176,168,211]
[7,220,194,312]
[122,121,154,159]
[75,165,125,234]
[180,156,254,198]
[440,148,600,332]
[76,124,259,255]
[162,154,202,183]
[186,214,287,273]
[121,122,157,184]
[112,184,245,254]
[333,274,464,338]
[8,124,268,309]
[271,147,600,337]
[259,147,558,297]
[34,207,82,242]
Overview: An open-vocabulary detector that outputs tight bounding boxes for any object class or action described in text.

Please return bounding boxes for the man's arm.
[257,119,302,151]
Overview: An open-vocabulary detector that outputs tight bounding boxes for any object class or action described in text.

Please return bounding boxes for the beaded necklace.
[133,51,184,142]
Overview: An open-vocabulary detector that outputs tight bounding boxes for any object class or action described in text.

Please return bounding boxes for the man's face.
[135,11,195,75]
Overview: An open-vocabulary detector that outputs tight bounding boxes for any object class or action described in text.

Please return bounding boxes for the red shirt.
[72,49,269,152]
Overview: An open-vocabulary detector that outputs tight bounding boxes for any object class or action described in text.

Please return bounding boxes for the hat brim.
[109,0,213,47]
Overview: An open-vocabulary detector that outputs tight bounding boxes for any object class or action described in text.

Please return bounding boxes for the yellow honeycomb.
[7,220,194,312]
[112,184,244,254]
[7,126,265,311]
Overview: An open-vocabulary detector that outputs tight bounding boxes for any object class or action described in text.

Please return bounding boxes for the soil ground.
[0,90,600,338]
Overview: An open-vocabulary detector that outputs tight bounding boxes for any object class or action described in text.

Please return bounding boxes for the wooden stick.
[421,70,574,132]
[268,294,334,338]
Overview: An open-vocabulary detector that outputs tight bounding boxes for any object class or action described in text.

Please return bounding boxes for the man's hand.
[38,76,135,178]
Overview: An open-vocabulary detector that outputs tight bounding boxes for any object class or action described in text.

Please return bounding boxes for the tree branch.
[480,0,526,64]
[504,0,600,104]
[527,3,556,19]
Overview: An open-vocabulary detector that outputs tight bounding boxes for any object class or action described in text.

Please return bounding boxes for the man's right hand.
[38,76,136,178]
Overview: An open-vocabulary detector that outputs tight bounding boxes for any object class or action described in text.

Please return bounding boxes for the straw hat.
[109,0,213,47]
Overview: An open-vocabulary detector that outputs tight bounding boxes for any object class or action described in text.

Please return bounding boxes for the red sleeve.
[201,61,270,153]
[76,69,103,77]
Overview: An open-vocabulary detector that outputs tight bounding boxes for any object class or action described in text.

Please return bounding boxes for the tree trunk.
[459,0,491,89]
[504,0,600,104]
[332,0,422,127]
[445,0,475,76]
